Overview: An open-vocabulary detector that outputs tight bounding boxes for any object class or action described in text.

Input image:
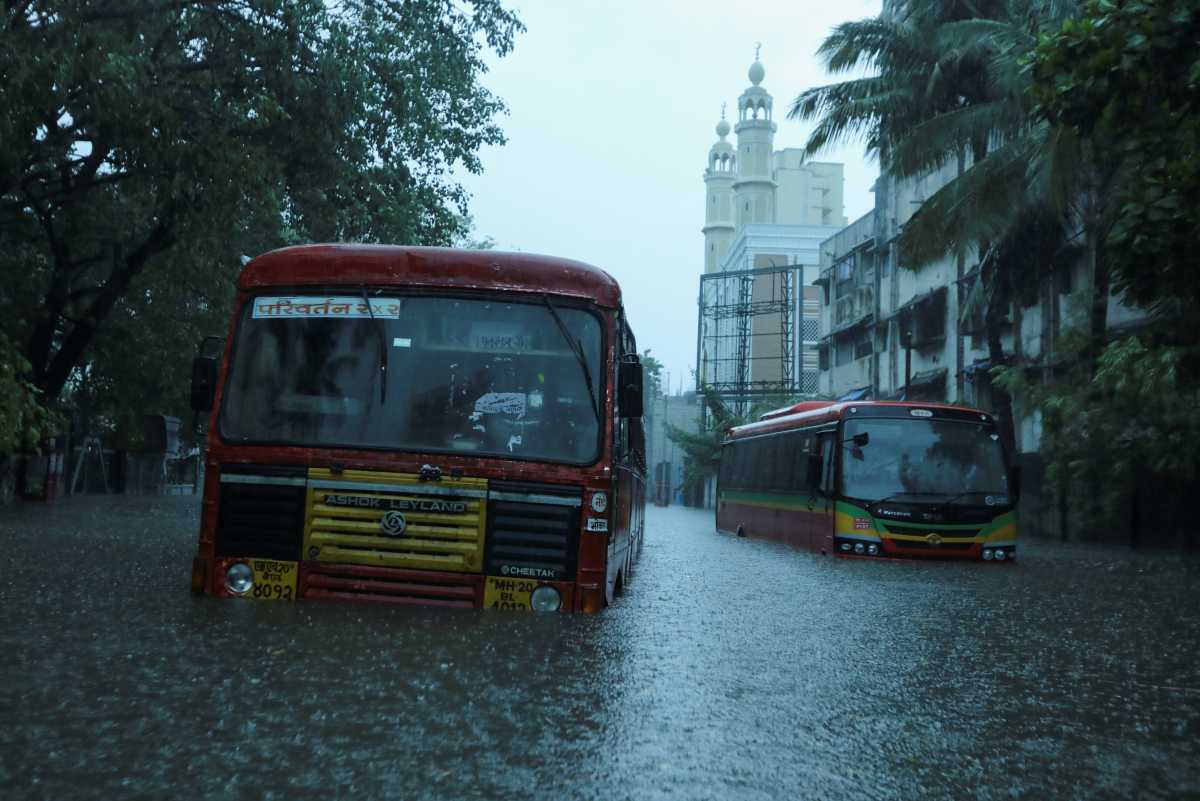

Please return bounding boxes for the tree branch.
[39,208,180,399]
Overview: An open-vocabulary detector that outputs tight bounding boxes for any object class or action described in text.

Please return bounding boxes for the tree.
[640,350,664,403]
[789,0,1080,450]
[666,385,798,497]
[0,331,51,453]
[986,0,1200,545]
[451,215,497,250]
[0,0,524,408]
[1030,0,1200,334]
[997,329,1200,545]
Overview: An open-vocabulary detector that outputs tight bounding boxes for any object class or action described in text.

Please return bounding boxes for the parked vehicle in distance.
[717,400,1018,561]
[190,245,646,611]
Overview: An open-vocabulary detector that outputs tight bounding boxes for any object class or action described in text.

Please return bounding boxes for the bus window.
[770,436,789,491]
[719,445,731,489]
[819,433,836,495]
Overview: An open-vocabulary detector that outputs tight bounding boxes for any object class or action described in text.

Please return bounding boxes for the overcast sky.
[457,0,882,391]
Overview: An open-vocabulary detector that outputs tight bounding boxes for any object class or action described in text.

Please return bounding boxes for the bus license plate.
[250,559,297,601]
[484,577,537,610]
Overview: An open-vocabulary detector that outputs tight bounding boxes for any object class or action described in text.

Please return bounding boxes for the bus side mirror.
[191,356,217,412]
[806,453,822,490]
[618,357,643,419]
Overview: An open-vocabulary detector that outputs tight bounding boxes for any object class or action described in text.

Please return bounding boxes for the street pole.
[906,345,912,395]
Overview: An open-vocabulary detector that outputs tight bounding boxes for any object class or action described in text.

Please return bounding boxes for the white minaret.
[703,105,736,274]
[733,47,777,226]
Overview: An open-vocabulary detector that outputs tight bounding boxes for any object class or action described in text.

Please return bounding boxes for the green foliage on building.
[792,0,1200,541]
[1031,0,1200,324]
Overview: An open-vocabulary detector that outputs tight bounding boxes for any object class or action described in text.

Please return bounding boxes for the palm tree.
[789,0,1083,449]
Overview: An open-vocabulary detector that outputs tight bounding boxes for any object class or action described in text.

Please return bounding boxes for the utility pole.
[902,324,913,398]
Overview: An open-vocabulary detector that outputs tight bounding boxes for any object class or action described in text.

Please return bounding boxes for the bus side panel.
[817,502,835,554]
[717,495,822,552]
[609,463,637,602]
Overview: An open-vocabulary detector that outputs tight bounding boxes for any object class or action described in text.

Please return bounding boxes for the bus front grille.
[885,538,976,551]
[485,481,581,581]
[301,563,480,607]
[216,470,306,560]
[305,470,487,573]
[882,524,982,538]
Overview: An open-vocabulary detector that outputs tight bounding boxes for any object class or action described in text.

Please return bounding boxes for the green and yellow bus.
[717,400,1018,561]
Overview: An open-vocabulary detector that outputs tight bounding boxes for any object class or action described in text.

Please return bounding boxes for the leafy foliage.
[0,331,53,452]
[995,332,1200,534]
[640,350,664,404]
[666,386,732,492]
[1030,0,1200,328]
[0,0,523,431]
[451,215,498,250]
[791,0,1200,541]
[791,1,1084,454]
[666,387,801,493]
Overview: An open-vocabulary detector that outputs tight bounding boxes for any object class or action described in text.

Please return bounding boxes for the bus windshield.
[219,294,603,464]
[841,417,1009,505]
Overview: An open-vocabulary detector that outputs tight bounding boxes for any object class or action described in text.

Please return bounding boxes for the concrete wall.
[646,392,703,507]
[774,153,846,228]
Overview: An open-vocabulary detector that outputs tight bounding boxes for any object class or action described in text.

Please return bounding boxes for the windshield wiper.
[934,490,1008,510]
[361,285,388,405]
[542,295,600,426]
[870,492,947,507]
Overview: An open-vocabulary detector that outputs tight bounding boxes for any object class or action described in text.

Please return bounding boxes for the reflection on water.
[0,497,1197,800]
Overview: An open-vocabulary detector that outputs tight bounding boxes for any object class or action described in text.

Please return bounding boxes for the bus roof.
[237,244,623,308]
[726,400,995,441]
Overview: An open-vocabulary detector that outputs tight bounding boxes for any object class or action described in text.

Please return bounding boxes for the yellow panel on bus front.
[303,468,488,573]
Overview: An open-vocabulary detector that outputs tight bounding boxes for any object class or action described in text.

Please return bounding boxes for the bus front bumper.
[833,536,1016,561]
[199,556,578,611]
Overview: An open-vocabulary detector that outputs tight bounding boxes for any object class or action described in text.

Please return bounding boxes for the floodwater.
[1,496,1198,801]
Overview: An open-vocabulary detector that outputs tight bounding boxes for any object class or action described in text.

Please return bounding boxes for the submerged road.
[1,496,1198,800]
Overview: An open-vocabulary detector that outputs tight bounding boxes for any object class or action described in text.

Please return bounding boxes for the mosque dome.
[748,59,765,86]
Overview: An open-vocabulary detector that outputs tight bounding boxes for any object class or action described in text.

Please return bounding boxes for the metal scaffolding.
[696,264,804,420]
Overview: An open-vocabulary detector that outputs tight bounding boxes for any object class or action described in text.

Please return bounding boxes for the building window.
[854,331,872,360]
[835,337,854,367]
[903,288,948,349]
[834,256,855,300]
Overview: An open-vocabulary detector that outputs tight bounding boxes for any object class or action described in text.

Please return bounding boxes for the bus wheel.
[736,525,746,538]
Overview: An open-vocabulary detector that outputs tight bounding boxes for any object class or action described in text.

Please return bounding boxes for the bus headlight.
[994,549,1007,561]
[982,549,994,561]
[530,585,561,612]
[225,562,254,595]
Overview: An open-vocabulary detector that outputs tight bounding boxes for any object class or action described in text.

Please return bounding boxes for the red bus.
[189,245,646,612]
[717,400,1018,561]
